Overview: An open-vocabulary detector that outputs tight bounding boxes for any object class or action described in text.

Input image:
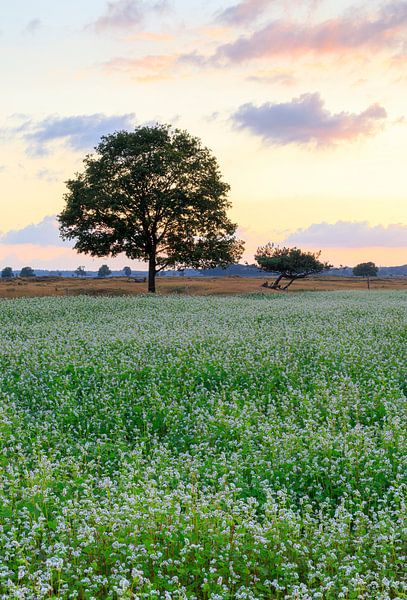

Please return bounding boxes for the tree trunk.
[282,277,296,290]
[148,254,156,293]
[270,274,284,289]
[367,276,370,290]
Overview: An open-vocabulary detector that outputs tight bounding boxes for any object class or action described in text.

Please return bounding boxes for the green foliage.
[0,293,405,598]
[255,243,331,289]
[59,124,244,292]
[74,265,86,277]
[97,264,111,278]
[353,261,379,277]
[122,266,132,277]
[19,266,35,277]
[1,267,13,279]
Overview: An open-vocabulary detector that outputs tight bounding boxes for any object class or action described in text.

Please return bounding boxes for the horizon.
[3,261,407,274]
[1,0,406,269]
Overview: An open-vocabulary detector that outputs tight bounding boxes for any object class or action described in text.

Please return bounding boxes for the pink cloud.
[214,2,407,62]
[286,221,407,247]
[0,244,147,270]
[92,0,169,32]
[0,217,147,270]
[232,93,387,145]
[0,244,76,268]
[216,0,273,25]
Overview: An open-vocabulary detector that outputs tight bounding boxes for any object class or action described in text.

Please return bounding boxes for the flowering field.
[0,292,406,599]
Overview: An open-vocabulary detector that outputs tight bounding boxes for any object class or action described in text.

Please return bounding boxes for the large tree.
[255,243,331,290]
[59,125,244,292]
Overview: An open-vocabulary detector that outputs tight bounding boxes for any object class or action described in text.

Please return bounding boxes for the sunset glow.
[1,0,406,269]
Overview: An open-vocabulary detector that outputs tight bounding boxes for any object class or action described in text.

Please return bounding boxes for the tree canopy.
[75,266,86,277]
[353,262,378,278]
[1,267,13,279]
[353,261,378,289]
[98,264,111,278]
[255,243,331,290]
[59,124,244,292]
[19,266,35,278]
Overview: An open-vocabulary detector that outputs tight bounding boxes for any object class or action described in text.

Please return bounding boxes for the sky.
[0,0,406,270]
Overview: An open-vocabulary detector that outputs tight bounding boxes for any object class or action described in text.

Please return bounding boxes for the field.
[0,292,406,599]
[0,275,407,299]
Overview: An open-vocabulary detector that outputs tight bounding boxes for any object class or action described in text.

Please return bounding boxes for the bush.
[19,266,35,278]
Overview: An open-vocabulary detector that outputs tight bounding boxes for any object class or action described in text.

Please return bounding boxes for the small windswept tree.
[19,266,35,278]
[353,261,378,289]
[98,264,111,278]
[123,266,132,277]
[1,267,13,279]
[255,243,331,290]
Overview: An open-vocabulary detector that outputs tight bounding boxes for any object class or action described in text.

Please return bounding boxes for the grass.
[0,275,407,299]
[0,292,406,598]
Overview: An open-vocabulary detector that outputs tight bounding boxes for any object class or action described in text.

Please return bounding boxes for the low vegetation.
[0,275,406,300]
[0,292,406,598]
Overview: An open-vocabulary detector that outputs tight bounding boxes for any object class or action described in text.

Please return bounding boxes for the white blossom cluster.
[0,292,406,599]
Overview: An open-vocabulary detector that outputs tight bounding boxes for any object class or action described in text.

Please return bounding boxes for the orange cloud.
[103,54,177,81]
[247,68,296,86]
[198,26,234,40]
[125,31,175,42]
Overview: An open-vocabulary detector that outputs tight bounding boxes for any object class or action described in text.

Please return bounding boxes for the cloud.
[247,69,296,86]
[24,19,42,35]
[214,2,407,63]
[92,0,169,32]
[103,55,177,81]
[36,168,60,183]
[15,113,136,155]
[216,0,273,26]
[0,217,147,269]
[286,221,407,247]
[232,93,387,145]
[1,216,71,247]
[104,51,214,81]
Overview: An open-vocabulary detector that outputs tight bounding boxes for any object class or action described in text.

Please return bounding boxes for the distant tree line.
[1,266,36,278]
[1,265,134,279]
